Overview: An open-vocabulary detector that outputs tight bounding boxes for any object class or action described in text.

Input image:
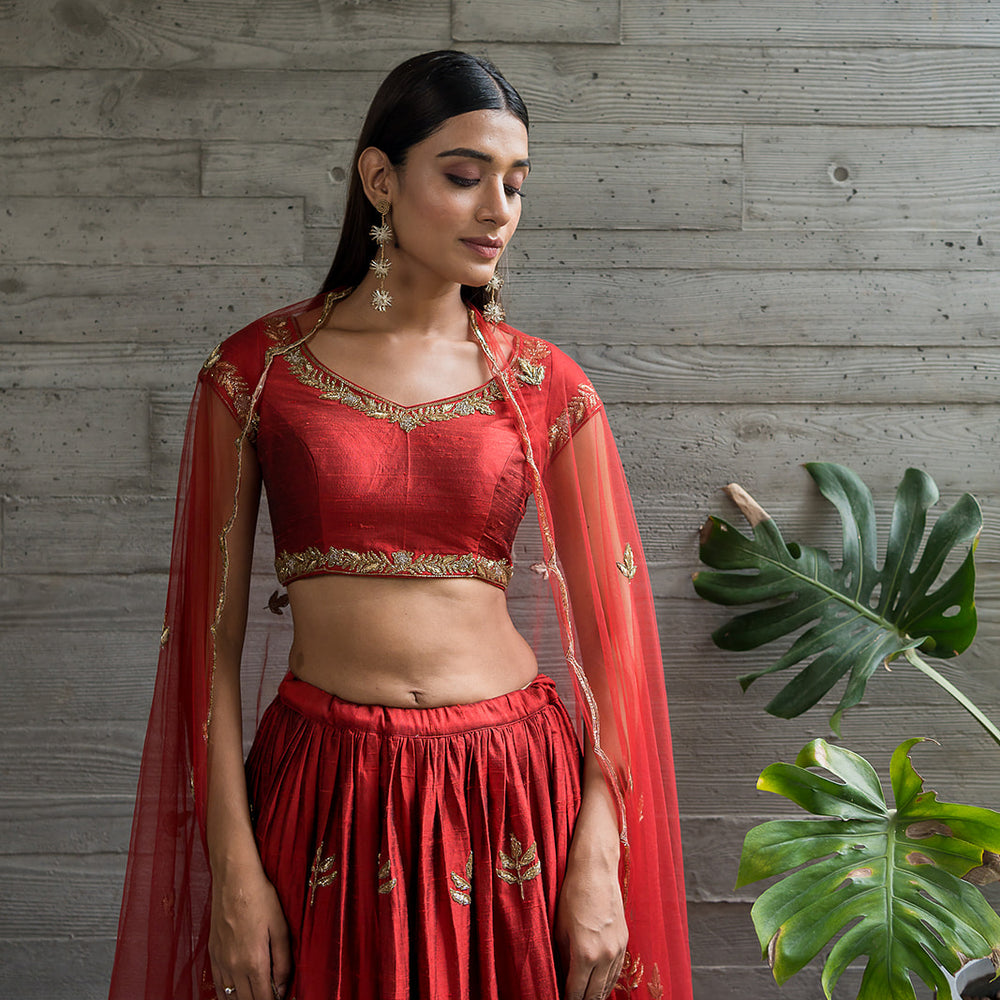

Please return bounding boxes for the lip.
[461,237,503,259]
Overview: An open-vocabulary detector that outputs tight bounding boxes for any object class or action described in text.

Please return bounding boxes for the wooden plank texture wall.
[2,1,999,997]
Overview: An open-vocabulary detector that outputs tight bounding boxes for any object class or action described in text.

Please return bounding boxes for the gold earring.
[483,270,505,324]
[369,199,393,312]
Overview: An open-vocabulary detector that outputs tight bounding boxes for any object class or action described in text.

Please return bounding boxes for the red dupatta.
[108,293,692,1000]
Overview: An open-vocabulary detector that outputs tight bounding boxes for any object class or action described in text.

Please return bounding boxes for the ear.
[357,147,396,210]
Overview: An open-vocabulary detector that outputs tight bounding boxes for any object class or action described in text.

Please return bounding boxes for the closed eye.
[446,174,525,198]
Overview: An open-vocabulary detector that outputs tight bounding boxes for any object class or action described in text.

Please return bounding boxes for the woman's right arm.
[203,398,292,1000]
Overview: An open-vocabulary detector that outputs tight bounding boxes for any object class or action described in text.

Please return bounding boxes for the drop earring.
[369,199,393,312]
[483,270,505,324]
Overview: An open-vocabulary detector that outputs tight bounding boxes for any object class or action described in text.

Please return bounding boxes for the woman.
[109,51,691,1000]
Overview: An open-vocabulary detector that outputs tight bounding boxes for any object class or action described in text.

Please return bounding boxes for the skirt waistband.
[277,671,564,737]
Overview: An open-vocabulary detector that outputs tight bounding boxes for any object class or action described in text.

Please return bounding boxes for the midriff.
[286,573,538,707]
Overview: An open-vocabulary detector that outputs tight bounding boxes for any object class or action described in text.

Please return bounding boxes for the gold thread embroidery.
[160,625,170,647]
[308,842,339,906]
[495,834,541,900]
[616,543,637,582]
[202,343,221,370]
[648,962,664,999]
[613,951,644,994]
[514,336,550,387]
[449,850,474,906]
[205,360,259,440]
[263,314,298,345]
[377,852,397,895]
[547,382,602,458]
[283,346,504,431]
[275,547,513,589]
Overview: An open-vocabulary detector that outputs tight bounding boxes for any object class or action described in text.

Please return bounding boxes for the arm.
[546,415,630,1000]
[202,394,292,1000]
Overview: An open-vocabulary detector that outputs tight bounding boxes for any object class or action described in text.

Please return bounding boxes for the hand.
[555,849,628,1000]
[209,862,292,1000]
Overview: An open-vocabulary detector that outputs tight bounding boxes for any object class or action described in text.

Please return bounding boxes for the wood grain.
[0,390,150,493]
[745,126,1000,230]
[0,1,450,69]
[0,265,317,343]
[453,0,620,43]
[624,0,1000,47]
[1,196,304,265]
[2,138,200,195]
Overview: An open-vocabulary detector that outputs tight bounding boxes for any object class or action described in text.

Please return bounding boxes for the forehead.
[416,109,529,164]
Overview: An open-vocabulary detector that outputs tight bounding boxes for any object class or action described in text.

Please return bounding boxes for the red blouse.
[199,309,602,591]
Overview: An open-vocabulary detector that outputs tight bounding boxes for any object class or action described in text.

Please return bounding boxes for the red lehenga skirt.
[243,672,583,1000]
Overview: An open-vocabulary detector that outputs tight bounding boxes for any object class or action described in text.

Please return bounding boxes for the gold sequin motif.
[449,851,474,906]
[275,546,513,589]
[308,843,338,906]
[377,852,397,895]
[495,834,541,900]
[616,543,637,582]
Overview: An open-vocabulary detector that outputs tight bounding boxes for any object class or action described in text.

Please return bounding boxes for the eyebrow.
[436,147,531,169]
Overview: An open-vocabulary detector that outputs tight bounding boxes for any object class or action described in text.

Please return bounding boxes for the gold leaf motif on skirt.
[496,834,541,900]
[449,851,474,906]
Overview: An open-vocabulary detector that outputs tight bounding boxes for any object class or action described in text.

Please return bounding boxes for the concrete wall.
[2,1,999,997]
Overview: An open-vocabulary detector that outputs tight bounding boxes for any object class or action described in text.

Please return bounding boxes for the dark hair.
[319,50,529,311]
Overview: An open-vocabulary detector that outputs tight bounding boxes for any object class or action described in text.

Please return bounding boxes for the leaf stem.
[904,648,1000,749]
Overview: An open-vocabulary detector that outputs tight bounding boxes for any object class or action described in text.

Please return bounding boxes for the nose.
[477,177,514,227]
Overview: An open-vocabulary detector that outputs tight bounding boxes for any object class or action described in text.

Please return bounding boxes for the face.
[375,109,530,293]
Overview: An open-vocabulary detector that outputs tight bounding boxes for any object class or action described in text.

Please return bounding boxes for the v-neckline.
[288,309,519,413]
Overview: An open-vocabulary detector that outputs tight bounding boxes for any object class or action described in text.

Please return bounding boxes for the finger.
[269,923,293,998]
[210,961,235,1000]
[563,958,593,1000]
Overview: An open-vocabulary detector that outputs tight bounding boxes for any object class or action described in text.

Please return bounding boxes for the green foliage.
[693,463,981,732]
[738,738,1000,1000]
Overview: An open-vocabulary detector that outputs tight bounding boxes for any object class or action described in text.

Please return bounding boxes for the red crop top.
[199,305,603,591]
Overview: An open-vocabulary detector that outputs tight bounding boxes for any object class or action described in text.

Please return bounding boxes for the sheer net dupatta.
[474,313,692,999]
[109,375,248,998]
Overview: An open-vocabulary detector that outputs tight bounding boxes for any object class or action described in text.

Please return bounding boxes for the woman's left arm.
[555,737,628,1000]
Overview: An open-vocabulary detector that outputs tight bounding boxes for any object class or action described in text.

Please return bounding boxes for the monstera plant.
[693,463,1000,1000]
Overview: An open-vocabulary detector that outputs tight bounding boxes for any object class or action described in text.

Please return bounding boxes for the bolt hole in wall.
[831,164,850,183]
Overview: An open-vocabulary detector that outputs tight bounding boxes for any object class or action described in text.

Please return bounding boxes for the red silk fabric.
[245,672,581,1000]
[108,294,693,1000]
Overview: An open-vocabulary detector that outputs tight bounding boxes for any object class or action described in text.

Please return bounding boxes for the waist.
[277,671,562,737]
[285,574,538,704]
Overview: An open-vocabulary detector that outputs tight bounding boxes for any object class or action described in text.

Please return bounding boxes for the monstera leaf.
[737,738,1000,999]
[693,463,988,736]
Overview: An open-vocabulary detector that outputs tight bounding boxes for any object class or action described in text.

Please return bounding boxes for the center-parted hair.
[319,50,529,310]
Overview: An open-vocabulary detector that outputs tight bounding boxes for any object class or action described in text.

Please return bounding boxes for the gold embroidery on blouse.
[282,345,505,431]
[613,951,644,994]
[547,382,602,458]
[308,843,339,906]
[275,547,514,589]
[205,359,259,440]
[160,625,170,647]
[263,314,297,345]
[202,343,221,370]
[648,963,664,999]
[495,834,541,900]
[377,852,397,895]
[449,851,474,906]
[616,543,637,582]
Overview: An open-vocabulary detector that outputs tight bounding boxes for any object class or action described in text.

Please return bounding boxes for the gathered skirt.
[244,672,584,1000]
